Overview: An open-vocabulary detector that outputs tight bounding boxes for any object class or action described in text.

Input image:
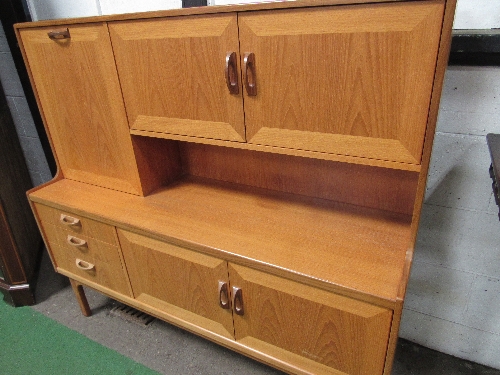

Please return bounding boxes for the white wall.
[454,0,500,29]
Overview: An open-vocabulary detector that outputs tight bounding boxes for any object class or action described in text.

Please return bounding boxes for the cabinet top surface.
[15,0,428,29]
[31,177,412,303]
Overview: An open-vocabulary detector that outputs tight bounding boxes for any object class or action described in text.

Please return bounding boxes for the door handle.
[218,281,231,309]
[225,52,239,95]
[232,286,244,316]
[243,53,257,96]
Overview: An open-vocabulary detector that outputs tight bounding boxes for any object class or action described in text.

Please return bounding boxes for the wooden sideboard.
[15,0,456,373]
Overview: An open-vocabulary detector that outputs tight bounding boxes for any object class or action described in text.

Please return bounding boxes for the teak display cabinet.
[15,0,456,374]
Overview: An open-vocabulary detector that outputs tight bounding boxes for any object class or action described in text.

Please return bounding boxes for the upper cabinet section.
[109,14,246,142]
[239,1,445,165]
[19,23,144,195]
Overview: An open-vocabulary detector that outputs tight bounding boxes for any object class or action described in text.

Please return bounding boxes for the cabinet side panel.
[19,23,143,195]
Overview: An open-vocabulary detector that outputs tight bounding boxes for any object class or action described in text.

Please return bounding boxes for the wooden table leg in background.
[69,279,92,317]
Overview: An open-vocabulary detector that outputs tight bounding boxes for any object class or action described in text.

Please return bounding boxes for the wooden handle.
[218,281,231,309]
[66,235,87,248]
[225,52,239,95]
[48,28,70,40]
[244,53,257,96]
[75,259,95,271]
[232,286,244,316]
[60,214,80,227]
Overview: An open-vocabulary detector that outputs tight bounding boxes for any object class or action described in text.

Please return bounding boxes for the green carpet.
[0,298,160,375]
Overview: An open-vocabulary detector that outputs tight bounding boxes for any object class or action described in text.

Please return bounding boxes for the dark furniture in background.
[487,134,500,221]
[0,83,42,306]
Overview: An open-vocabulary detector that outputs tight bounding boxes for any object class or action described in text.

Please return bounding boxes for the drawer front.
[34,203,117,245]
[229,264,393,375]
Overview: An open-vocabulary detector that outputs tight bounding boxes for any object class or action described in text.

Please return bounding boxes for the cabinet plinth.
[16,0,456,373]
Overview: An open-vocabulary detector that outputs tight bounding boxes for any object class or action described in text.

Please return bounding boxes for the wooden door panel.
[19,24,143,195]
[117,229,234,339]
[109,14,245,142]
[239,1,444,165]
[229,264,392,375]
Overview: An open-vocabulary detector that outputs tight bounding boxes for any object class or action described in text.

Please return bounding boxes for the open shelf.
[31,176,412,303]
[131,129,422,172]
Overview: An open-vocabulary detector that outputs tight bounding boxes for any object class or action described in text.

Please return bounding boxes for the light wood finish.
[239,1,444,165]
[131,128,422,172]
[47,238,131,296]
[109,14,245,142]
[118,229,234,339]
[180,142,418,215]
[19,23,143,195]
[230,264,392,375]
[34,203,117,245]
[30,177,412,303]
[14,0,411,30]
[70,279,92,317]
[17,1,456,373]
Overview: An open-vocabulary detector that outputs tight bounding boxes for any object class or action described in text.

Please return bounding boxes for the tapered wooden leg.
[69,279,92,317]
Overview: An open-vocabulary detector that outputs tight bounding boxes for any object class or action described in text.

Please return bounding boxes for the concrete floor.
[29,250,500,375]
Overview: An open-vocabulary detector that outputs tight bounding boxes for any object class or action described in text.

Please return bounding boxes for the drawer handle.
[218,281,230,309]
[225,52,239,95]
[243,52,257,96]
[75,259,95,271]
[47,28,71,40]
[60,214,80,227]
[232,286,244,316]
[67,235,87,248]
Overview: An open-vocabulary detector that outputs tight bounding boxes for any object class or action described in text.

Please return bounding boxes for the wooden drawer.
[49,228,131,296]
[34,203,117,245]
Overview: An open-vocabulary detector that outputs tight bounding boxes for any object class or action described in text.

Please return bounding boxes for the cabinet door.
[109,14,245,142]
[117,229,234,339]
[19,24,143,195]
[238,2,444,165]
[229,264,392,375]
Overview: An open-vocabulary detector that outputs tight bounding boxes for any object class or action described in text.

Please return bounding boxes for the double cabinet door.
[118,229,393,375]
[109,1,444,165]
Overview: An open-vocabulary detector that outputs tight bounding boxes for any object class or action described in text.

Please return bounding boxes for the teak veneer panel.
[30,177,412,303]
[239,1,444,165]
[18,23,144,195]
[180,142,418,215]
[230,264,393,375]
[109,14,245,142]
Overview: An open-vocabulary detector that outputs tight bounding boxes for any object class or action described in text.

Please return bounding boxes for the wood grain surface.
[230,264,392,375]
[19,23,143,195]
[180,142,418,215]
[118,229,235,339]
[109,14,245,142]
[30,177,412,302]
[239,1,444,164]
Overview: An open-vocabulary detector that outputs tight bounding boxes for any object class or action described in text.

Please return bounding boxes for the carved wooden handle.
[60,214,81,227]
[225,52,239,95]
[218,281,230,309]
[75,259,95,271]
[244,53,257,96]
[48,28,71,40]
[66,235,87,248]
[232,286,244,316]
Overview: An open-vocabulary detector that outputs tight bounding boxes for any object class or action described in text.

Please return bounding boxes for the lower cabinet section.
[35,204,394,375]
[118,228,393,375]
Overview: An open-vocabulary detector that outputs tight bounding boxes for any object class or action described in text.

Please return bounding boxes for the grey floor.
[31,249,500,375]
